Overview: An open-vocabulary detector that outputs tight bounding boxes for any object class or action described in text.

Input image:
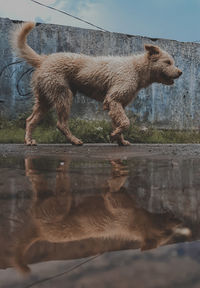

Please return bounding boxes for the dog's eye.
[165,60,171,65]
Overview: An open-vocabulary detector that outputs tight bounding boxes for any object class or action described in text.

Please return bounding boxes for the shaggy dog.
[10,22,182,146]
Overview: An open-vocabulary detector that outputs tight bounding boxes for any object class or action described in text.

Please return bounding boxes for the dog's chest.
[73,79,107,102]
[120,90,137,107]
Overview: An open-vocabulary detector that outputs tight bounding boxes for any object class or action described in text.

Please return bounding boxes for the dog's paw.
[110,134,131,146]
[118,140,131,146]
[71,137,83,146]
[25,139,37,146]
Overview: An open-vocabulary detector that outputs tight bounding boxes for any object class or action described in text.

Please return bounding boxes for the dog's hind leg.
[56,89,83,146]
[25,97,50,146]
[108,101,131,146]
[112,123,131,146]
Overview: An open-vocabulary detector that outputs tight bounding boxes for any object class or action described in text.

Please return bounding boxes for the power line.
[24,254,101,288]
[30,0,110,32]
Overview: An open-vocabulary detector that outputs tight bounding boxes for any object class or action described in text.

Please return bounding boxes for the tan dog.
[10,22,182,146]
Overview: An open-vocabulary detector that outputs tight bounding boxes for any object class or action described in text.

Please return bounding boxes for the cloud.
[68,0,110,31]
[40,0,57,4]
[0,0,199,41]
[0,0,116,33]
[0,0,55,22]
[51,0,111,31]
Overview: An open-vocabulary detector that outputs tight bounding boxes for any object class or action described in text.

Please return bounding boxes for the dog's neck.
[133,54,154,90]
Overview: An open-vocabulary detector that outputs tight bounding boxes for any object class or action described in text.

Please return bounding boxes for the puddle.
[0,153,200,287]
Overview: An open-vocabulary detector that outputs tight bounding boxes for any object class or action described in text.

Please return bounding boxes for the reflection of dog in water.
[14,158,191,274]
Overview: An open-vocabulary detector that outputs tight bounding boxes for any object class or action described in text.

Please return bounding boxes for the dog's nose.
[178,70,182,76]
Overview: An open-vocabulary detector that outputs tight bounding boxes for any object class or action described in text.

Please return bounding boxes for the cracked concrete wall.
[0,17,200,129]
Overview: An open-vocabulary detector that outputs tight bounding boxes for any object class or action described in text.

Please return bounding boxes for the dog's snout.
[178,70,182,76]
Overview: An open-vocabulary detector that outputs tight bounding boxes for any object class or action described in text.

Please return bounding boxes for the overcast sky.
[0,0,199,42]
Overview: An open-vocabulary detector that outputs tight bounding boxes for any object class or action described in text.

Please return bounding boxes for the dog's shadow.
[13,158,191,274]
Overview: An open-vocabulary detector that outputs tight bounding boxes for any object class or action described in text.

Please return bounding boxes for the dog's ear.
[144,44,160,56]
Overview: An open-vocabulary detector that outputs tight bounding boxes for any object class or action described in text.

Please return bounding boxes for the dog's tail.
[10,22,45,68]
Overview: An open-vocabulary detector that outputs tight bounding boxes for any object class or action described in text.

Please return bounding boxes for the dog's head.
[145,44,182,85]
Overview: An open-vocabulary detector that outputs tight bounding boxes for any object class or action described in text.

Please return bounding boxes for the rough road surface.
[0,143,200,159]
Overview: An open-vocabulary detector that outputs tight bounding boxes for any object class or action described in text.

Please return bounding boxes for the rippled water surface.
[1,151,200,288]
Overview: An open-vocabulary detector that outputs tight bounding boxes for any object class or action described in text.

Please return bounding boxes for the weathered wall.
[0,17,200,129]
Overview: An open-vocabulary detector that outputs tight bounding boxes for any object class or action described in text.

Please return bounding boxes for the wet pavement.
[0,144,200,288]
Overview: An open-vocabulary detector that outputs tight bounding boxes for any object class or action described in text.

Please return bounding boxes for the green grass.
[1,113,200,144]
[0,115,112,143]
[125,126,200,144]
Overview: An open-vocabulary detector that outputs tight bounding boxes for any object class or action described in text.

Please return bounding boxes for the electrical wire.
[24,254,101,288]
[30,0,110,32]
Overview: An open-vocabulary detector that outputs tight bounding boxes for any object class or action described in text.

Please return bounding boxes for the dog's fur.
[10,22,182,146]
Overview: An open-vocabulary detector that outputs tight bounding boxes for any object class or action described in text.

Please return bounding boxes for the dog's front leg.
[107,101,131,146]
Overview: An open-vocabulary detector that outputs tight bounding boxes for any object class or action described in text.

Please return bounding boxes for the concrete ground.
[0,143,200,159]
